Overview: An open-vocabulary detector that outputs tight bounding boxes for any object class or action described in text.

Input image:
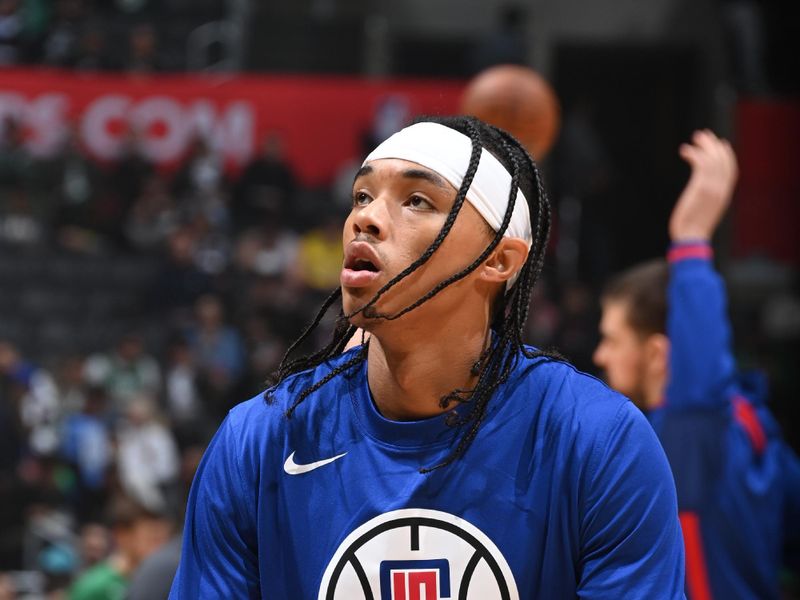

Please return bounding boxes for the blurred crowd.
[0,0,225,73]
[0,100,600,597]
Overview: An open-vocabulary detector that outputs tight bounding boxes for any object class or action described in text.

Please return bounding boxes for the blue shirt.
[650,244,800,600]
[170,350,685,599]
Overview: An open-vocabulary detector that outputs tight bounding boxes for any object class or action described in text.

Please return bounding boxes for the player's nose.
[352,197,389,240]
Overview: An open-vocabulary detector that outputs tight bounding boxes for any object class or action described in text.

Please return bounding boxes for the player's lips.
[341,241,383,288]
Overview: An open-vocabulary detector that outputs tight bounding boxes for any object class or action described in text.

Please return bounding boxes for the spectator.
[232,131,297,232]
[77,523,111,572]
[124,174,178,252]
[36,541,78,597]
[84,333,161,419]
[52,128,123,253]
[126,441,205,600]
[67,495,171,600]
[43,0,85,67]
[0,0,22,65]
[291,212,344,292]
[125,23,161,74]
[172,136,228,229]
[113,128,155,215]
[116,396,180,515]
[0,117,37,197]
[61,386,112,523]
[233,219,298,278]
[55,355,89,417]
[185,294,245,418]
[0,188,45,247]
[241,314,284,393]
[147,227,215,323]
[0,340,60,457]
[163,336,212,448]
[74,24,116,72]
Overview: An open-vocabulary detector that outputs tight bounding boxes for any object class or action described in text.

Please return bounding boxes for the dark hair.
[106,494,164,529]
[266,115,556,472]
[601,259,669,336]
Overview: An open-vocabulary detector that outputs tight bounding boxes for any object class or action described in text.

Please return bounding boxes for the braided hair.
[266,115,556,472]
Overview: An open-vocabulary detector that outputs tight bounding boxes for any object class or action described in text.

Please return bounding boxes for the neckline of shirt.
[346,358,463,450]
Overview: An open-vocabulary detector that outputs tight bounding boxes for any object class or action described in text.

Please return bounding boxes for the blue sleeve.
[577,401,686,598]
[665,243,735,410]
[169,414,260,598]
[783,442,800,554]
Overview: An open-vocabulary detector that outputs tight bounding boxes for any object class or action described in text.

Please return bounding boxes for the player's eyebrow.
[352,165,450,191]
[353,165,373,182]
[400,168,450,190]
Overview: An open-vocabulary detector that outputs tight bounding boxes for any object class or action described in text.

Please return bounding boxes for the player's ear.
[480,237,529,284]
[644,333,670,378]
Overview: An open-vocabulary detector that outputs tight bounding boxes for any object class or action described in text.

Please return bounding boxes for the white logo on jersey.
[318,508,519,600]
[284,451,347,475]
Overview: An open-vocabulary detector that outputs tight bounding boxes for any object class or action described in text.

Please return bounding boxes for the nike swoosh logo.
[283,451,347,475]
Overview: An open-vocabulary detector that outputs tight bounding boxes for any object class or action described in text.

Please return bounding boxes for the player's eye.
[405,195,433,210]
[352,191,371,207]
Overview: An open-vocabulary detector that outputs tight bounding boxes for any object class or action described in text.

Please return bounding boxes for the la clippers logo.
[318,509,519,600]
[381,559,449,600]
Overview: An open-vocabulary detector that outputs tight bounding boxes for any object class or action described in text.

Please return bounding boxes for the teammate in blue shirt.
[594,130,800,599]
[170,116,685,598]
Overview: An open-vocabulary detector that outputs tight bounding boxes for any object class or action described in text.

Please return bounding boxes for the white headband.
[363,122,532,246]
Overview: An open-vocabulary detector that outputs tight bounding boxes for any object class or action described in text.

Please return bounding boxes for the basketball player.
[593,130,800,599]
[170,117,685,598]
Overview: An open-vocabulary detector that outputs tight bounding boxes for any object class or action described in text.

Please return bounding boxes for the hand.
[669,129,738,242]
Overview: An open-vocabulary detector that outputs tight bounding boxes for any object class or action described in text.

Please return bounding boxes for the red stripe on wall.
[0,68,466,186]
[680,511,714,600]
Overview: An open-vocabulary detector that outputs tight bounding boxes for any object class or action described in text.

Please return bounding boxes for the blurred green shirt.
[69,561,127,600]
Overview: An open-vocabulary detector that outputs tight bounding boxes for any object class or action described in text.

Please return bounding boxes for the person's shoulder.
[508,349,645,446]
[127,536,182,600]
[514,349,632,416]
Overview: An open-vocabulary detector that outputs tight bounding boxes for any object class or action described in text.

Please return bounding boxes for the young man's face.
[341,158,496,328]
[593,300,649,407]
[116,517,172,568]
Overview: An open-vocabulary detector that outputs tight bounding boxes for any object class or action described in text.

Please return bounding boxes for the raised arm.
[665,130,738,410]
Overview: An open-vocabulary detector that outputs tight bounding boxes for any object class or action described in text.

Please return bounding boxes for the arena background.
[0,0,797,597]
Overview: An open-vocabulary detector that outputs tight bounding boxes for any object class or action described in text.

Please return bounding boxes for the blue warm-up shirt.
[170,350,685,599]
[650,243,800,600]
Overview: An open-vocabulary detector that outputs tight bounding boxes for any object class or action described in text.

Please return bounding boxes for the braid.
[270,287,343,384]
[419,122,559,472]
[284,343,369,418]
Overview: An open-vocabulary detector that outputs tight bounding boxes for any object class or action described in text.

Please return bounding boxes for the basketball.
[460,65,561,161]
